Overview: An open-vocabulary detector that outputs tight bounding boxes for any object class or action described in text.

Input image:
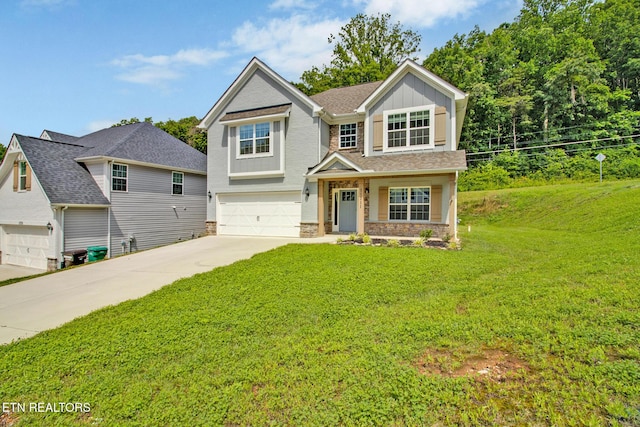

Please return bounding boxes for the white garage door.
[218,192,302,237]
[2,225,49,270]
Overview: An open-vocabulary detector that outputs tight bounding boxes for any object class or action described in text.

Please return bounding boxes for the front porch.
[303,173,459,240]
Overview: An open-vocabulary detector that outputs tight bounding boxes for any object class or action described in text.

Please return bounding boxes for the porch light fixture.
[46,222,53,231]
[304,187,310,197]
[207,191,212,200]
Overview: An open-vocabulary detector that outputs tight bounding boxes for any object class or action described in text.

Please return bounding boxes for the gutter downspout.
[60,205,69,265]
[107,206,111,258]
[107,161,112,258]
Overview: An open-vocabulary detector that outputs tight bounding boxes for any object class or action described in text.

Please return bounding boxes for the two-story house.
[0,122,207,270]
[200,57,468,240]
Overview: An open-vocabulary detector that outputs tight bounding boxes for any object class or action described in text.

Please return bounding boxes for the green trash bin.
[87,246,108,262]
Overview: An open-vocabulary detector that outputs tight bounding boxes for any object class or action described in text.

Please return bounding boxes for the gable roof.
[357,59,468,144]
[310,81,383,116]
[74,122,206,173]
[16,135,110,206]
[198,57,323,129]
[41,130,80,144]
[306,150,467,179]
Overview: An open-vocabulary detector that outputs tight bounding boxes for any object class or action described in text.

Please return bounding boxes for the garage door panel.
[2,225,49,270]
[218,192,301,237]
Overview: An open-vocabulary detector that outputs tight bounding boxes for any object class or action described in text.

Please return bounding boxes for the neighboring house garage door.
[218,192,301,237]
[1,225,49,270]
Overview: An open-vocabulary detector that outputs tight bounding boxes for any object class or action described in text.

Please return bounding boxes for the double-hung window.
[18,161,27,191]
[112,163,128,192]
[238,122,271,157]
[384,106,435,151]
[389,187,430,221]
[172,172,184,195]
[339,123,357,149]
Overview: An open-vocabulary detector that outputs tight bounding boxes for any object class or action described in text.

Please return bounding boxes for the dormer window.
[384,105,435,152]
[339,123,357,149]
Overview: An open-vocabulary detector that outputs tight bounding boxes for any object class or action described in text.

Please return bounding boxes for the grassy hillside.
[0,180,638,426]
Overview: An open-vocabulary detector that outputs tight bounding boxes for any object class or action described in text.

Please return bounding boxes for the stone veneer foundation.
[205,221,217,236]
[299,223,319,238]
[365,222,450,238]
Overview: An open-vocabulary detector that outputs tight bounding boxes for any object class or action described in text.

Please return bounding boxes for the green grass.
[0,271,51,288]
[1,180,639,425]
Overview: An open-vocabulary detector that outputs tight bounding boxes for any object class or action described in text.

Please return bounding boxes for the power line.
[466,133,640,157]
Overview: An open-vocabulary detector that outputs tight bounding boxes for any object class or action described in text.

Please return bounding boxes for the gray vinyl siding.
[110,164,206,256]
[86,162,107,196]
[64,208,108,251]
[207,69,320,222]
[367,72,454,156]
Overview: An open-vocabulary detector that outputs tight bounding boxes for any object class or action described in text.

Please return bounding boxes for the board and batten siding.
[228,120,283,175]
[110,164,206,256]
[64,208,108,251]
[367,72,454,156]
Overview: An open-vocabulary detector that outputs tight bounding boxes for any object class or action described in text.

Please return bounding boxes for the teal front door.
[338,190,357,232]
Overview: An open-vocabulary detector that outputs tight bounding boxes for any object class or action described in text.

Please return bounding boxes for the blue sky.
[0,0,522,146]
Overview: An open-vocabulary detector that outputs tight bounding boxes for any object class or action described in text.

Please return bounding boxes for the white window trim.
[111,163,128,192]
[339,123,358,149]
[388,186,431,222]
[383,105,435,153]
[171,171,184,196]
[18,161,27,191]
[235,120,273,160]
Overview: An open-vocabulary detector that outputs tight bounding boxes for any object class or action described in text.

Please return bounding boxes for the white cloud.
[111,48,228,86]
[269,0,317,10]
[85,120,116,133]
[20,0,72,7]
[230,14,345,79]
[355,0,483,28]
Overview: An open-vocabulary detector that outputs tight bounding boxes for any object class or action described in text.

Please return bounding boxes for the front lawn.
[1,180,639,425]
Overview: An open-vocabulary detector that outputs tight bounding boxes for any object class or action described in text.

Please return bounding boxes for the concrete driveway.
[0,235,335,345]
[0,265,45,281]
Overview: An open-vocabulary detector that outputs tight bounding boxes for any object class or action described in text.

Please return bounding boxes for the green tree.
[297,13,421,95]
[112,117,153,127]
[113,116,207,154]
[589,0,640,110]
[0,143,6,161]
[155,117,207,154]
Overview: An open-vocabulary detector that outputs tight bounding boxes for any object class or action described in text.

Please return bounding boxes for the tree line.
[9,0,633,182]
[423,0,640,155]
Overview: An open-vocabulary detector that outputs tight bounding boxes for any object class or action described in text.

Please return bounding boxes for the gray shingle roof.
[310,81,383,115]
[75,122,207,172]
[17,135,110,206]
[220,104,291,122]
[42,130,80,144]
[310,150,467,176]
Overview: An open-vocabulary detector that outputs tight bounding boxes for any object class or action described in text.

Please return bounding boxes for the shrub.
[386,239,400,248]
[419,229,433,239]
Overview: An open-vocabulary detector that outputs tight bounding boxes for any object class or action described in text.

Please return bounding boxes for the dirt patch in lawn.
[414,347,529,382]
[0,412,18,427]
